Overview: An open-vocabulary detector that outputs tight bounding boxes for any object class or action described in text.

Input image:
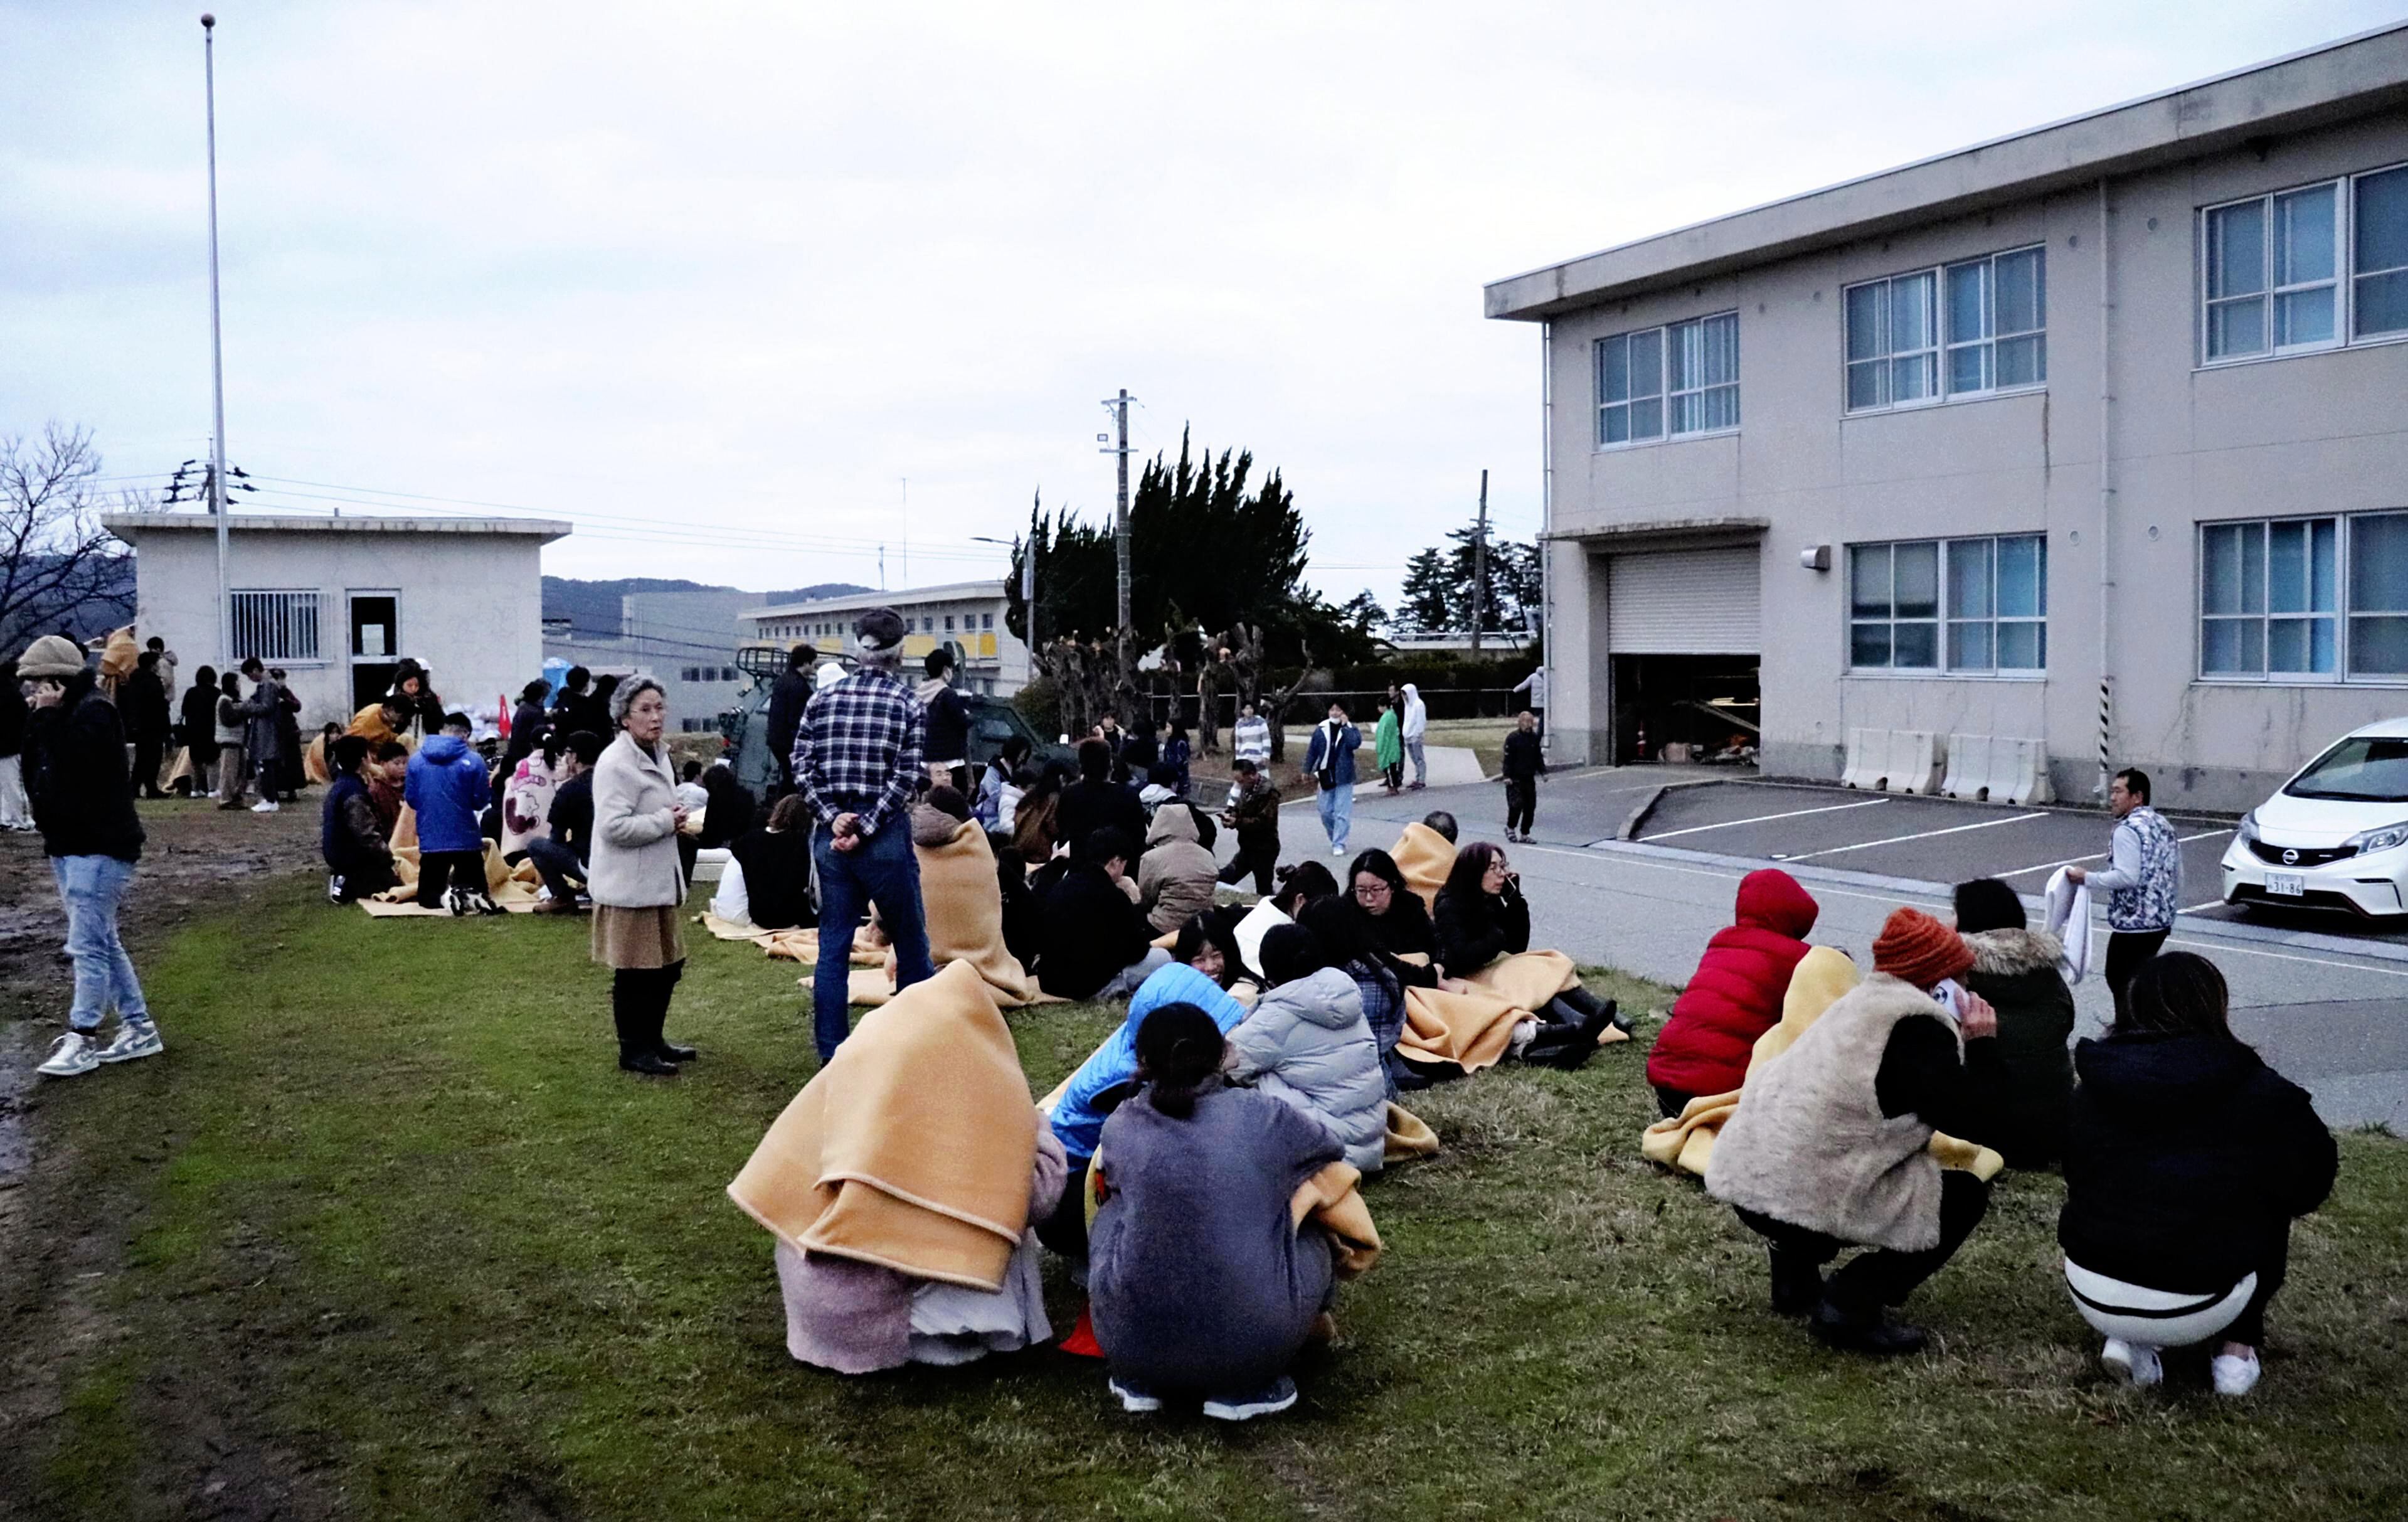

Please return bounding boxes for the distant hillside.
[541,577,871,633]
[1,551,136,651]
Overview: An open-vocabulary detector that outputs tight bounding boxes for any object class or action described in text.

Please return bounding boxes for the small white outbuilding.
[100,511,571,728]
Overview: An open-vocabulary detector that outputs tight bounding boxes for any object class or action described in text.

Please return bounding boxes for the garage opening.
[1604,545,1761,764]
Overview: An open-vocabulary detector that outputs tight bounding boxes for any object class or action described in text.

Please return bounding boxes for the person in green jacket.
[1372,697,1403,796]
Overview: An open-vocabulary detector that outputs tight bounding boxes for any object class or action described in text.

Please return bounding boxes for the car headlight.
[2343,820,2408,854]
[2235,811,2258,844]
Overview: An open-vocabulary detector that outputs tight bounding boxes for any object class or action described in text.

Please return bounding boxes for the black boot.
[1524,1019,1598,1072]
[1554,984,1631,1034]
[1769,1249,1825,1316]
[614,971,678,1077]
[651,961,696,1063]
[1808,1297,1926,1355]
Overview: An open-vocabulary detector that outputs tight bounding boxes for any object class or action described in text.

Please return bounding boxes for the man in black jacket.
[1035,826,1171,1001]
[763,646,814,796]
[527,730,603,913]
[1056,737,1146,851]
[18,636,162,1078]
[916,648,973,795]
[122,650,172,799]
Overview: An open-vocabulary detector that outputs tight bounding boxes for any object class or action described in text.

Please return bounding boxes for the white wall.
[125,526,551,729]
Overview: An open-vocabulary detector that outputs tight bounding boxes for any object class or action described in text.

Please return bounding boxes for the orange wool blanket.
[728,961,1040,1291]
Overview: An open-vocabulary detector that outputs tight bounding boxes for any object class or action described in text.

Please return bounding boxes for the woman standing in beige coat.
[589,679,696,1077]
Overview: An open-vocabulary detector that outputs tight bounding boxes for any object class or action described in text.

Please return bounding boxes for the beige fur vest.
[1704,972,1955,1252]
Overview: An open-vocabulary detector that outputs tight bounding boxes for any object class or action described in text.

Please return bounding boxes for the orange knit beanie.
[1871,907,1973,989]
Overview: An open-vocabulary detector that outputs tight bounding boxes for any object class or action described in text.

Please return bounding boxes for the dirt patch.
[0,797,324,1520]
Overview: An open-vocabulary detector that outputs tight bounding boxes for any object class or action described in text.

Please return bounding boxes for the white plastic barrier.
[1941,733,1994,800]
[1886,729,1944,795]
[1841,727,1889,790]
[1992,736,2054,805]
[1940,733,2054,804]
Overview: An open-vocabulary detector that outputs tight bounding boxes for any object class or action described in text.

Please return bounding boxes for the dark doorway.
[349,593,400,711]
[1611,654,1761,764]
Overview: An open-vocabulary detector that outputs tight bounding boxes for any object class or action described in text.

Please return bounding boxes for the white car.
[2222,718,2408,919]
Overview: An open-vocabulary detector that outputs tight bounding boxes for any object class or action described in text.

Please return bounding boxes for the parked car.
[718,647,1069,799]
[2221,716,2408,919]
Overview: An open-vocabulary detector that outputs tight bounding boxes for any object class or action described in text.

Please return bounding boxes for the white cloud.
[3,0,2399,608]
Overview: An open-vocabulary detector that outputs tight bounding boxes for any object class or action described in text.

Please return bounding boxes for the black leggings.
[1737,1171,1992,1312]
[416,850,484,908]
[2224,1227,2291,1348]
[610,960,686,1058]
[1218,838,1278,895]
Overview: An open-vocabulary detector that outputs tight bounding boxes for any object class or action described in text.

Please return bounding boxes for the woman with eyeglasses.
[1344,848,1439,972]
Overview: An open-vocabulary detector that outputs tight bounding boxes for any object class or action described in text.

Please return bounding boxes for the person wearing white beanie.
[17,635,164,1078]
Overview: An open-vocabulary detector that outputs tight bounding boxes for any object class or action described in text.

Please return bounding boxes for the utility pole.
[201,13,233,670]
[1100,390,1134,631]
[1469,469,1489,657]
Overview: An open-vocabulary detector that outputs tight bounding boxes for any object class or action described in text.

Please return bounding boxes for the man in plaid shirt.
[791,607,936,1060]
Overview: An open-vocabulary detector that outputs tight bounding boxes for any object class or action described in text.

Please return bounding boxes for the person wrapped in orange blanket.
[727,961,1065,1373]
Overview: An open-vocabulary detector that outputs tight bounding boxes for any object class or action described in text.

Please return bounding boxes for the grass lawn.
[18,877,2408,1520]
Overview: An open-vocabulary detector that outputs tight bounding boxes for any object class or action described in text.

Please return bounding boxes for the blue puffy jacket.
[1049,962,1248,1159]
[403,733,493,854]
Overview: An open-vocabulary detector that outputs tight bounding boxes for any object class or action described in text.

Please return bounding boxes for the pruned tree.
[1,425,136,656]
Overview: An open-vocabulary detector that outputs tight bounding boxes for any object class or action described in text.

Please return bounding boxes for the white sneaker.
[37,1030,100,1078]
[1108,1378,1162,1414]
[95,1018,164,1064]
[251,798,280,813]
[2212,1347,2261,1398]
[327,873,346,905]
[2100,1338,2162,1388]
[1330,844,1347,857]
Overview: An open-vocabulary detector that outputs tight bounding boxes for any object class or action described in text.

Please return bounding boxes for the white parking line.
[1994,829,2231,879]
[1778,812,2048,861]
[1647,797,1889,841]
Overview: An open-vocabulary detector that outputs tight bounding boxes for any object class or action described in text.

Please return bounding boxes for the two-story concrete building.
[743,580,1030,696]
[1487,24,2408,811]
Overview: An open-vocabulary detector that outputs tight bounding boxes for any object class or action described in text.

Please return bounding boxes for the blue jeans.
[51,855,146,1032]
[1317,783,1353,852]
[811,822,936,1062]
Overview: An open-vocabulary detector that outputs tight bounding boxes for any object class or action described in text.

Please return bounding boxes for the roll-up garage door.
[1606,545,1761,654]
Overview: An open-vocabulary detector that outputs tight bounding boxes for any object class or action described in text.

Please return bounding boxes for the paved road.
[1256,767,2408,1131]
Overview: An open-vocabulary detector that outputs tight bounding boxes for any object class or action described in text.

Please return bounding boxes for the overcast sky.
[5,1,2401,610]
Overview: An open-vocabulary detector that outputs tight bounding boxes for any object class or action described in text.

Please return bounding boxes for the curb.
[1615,779,1721,841]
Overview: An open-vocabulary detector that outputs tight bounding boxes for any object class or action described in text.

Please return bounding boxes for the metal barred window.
[230,590,324,663]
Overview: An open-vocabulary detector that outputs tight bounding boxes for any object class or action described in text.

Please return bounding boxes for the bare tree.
[1,425,135,654]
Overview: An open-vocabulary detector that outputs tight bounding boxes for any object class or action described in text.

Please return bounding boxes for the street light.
[970,534,1034,649]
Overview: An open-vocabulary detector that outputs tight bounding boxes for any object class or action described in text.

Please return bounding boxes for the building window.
[1845,246,2044,412]
[1596,312,1737,446]
[2205,166,2408,362]
[722,666,738,681]
[1849,535,2046,674]
[230,590,323,663]
[982,612,994,631]
[2201,512,2408,680]
[943,615,955,632]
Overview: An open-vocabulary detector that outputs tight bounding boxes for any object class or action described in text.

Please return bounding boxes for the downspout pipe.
[2095,177,2114,799]
[1538,320,1556,762]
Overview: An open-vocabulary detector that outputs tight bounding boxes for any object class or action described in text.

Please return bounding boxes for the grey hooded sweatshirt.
[1228,966,1389,1173]
[1137,803,1217,934]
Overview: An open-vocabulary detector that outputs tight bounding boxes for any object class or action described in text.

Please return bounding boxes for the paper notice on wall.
[361,625,386,657]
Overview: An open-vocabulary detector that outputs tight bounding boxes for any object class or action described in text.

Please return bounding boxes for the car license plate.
[2265,871,2306,898]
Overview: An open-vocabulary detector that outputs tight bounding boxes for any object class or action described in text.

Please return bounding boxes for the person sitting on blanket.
[526,730,603,915]
[1088,1001,1349,1422]
[1434,842,1620,1038]
[1344,849,1440,969]
[403,712,500,916]
[1036,826,1174,1001]
[726,962,1066,1375]
[1058,737,1147,854]
[1230,924,1389,1174]
[1137,795,1217,935]
[1038,917,1251,1261]
[321,735,398,904]
[1296,895,1422,1095]
[697,760,756,851]
[1647,868,1820,1119]
[1951,877,2076,1170]
[1232,859,1340,984]
[498,730,563,862]
[717,792,815,930]
[366,740,409,837]
[1704,907,2010,1356]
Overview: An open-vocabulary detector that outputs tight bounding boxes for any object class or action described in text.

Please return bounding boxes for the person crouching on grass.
[1705,907,2007,1355]
[589,679,698,1077]
[404,712,500,917]
[322,734,398,903]
[19,635,164,1078]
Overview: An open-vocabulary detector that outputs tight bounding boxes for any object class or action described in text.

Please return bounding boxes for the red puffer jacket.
[1646,869,1820,1097]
